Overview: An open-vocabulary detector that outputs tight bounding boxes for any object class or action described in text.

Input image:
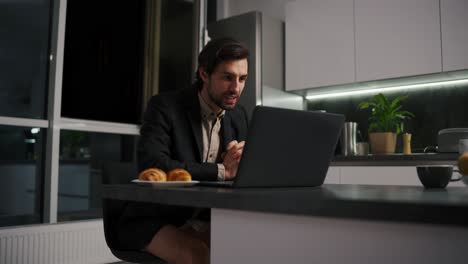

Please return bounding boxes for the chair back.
[102,162,166,263]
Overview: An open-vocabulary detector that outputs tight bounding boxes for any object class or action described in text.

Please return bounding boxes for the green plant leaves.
[358,93,414,134]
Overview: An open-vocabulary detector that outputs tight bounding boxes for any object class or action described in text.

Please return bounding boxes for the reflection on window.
[0,1,51,119]
[0,125,44,227]
[60,130,90,160]
[58,130,137,222]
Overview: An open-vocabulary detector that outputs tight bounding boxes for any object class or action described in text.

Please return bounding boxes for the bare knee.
[175,240,209,264]
[144,225,210,264]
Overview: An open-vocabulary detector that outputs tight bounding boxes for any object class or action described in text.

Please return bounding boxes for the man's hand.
[222,140,245,180]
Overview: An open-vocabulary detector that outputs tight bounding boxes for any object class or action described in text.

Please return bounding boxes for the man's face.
[200,58,248,112]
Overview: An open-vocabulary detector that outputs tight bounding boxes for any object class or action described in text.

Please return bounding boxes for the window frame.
[0,0,203,226]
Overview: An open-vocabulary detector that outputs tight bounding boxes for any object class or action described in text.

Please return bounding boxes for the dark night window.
[0,125,44,227]
[61,1,145,124]
[58,130,137,222]
[0,1,51,119]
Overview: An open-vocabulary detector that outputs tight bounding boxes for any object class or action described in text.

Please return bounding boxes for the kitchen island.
[102,183,468,264]
[332,152,459,166]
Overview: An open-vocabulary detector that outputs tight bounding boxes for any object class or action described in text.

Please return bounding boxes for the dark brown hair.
[194,37,249,90]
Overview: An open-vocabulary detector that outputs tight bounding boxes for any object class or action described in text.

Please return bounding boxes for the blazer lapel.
[187,110,203,161]
[184,88,203,161]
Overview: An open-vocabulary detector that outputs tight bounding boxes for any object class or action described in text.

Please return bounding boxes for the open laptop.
[198,105,344,188]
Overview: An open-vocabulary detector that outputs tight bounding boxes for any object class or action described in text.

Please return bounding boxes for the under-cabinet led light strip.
[305,79,468,100]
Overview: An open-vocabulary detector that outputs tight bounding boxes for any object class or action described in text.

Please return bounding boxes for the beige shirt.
[198,93,226,181]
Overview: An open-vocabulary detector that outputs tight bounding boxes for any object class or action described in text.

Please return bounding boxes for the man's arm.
[219,106,249,180]
[222,140,245,180]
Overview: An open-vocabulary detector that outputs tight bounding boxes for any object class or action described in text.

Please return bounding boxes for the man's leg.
[180,224,210,248]
[145,225,209,264]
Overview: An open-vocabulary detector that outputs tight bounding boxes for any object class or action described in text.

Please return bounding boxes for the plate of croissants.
[132,168,199,187]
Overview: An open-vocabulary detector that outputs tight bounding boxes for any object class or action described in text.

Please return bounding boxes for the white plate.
[131,179,199,187]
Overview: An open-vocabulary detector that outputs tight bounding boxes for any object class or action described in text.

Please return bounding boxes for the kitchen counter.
[102,183,468,227]
[332,152,459,166]
[103,183,468,263]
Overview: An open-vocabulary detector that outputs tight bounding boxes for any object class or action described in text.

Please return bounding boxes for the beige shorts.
[180,219,210,233]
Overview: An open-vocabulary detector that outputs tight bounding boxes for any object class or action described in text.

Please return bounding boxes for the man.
[118,37,250,264]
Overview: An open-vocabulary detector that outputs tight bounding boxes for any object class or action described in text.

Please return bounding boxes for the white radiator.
[0,220,118,264]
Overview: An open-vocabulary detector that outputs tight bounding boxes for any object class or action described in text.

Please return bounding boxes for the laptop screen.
[232,106,344,188]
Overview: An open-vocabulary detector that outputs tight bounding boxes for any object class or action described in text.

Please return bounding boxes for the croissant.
[167,168,192,182]
[138,168,167,182]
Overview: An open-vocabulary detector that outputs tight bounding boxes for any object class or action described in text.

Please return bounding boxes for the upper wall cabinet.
[355,0,441,82]
[441,0,468,72]
[285,0,457,91]
[285,0,354,91]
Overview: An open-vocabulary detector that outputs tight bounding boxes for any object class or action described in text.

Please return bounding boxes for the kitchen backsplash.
[307,82,468,153]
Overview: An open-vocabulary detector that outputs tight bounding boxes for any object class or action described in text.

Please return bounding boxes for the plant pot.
[369,132,397,154]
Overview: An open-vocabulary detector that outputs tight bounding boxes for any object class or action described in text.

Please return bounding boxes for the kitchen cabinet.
[285,0,450,90]
[332,166,466,187]
[285,0,355,91]
[441,0,468,72]
[340,166,421,186]
[355,0,441,82]
[324,166,340,184]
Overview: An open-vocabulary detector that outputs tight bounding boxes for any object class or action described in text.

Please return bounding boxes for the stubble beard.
[207,85,238,111]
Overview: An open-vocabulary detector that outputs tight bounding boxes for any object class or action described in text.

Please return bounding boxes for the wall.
[217,0,293,21]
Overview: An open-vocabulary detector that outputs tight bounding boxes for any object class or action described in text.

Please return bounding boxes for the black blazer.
[116,86,248,250]
[138,86,249,180]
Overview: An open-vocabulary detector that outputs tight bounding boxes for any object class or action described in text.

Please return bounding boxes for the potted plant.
[358,93,414,154]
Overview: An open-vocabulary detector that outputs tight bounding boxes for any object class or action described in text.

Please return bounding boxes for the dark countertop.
[331,153,459,166]
[102,183,468,227]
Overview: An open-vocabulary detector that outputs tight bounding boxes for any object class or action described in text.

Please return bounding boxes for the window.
[0,0,197,228]
[0,0,51,228]
[0,0,51,119]
[158,0,194,93]
[61,1,145,124]
[0,125,44,227]
[57,130,137,221]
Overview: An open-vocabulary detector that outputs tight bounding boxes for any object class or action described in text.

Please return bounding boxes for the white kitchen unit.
[285,0,444,90]
[441,0,468,72]
[324,166,341,184]
[212,208,468,264]
[355,0,441,82]
[285,0,355,91]
[340,166,421,185]
[330,166,466,187]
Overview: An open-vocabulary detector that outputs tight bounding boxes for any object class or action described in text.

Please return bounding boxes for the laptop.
[198,105,344,188]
